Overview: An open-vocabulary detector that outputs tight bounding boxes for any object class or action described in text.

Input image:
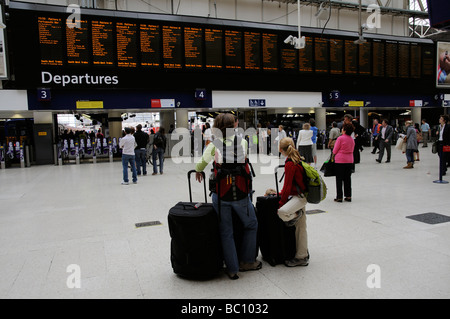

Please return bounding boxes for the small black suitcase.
[168,170,222,279]
[256,165,296,266]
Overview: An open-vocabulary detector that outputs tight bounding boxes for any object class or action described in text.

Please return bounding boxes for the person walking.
[403,121,417,169]
[195,113,260,280]
[152,127,167,175]
[421,119,430,148]
[133,124,149,176]
[328,122,340,150]
[371,119,381,154]
[119,127,137,185]
[376,119,393,163]
[332,123,355,202]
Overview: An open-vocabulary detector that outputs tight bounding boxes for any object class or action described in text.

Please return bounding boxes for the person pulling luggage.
[265,137,310,267]
[195,113,261,280]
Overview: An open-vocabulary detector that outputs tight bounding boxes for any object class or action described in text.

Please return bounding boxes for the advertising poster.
[437,42,450,88]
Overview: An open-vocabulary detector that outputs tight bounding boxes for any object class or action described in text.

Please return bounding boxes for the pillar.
[359,107,368,128]
[411,107,421,126]
[314,107,326,130]
[108,112,123,139]
[159,110,175,132]
[175,108,189,129]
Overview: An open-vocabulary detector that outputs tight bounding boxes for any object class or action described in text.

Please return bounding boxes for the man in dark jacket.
[376,119,394,164]
[133,124,149,175]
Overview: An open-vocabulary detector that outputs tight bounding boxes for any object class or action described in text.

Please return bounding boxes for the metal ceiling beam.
[263,0,429,18]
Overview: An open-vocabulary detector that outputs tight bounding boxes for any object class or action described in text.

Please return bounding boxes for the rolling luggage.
[168,170,222,279]
[256,165,296,266]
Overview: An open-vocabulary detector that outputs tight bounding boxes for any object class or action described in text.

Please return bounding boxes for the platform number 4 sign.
[37,88,51,101]
[195,89,207,101]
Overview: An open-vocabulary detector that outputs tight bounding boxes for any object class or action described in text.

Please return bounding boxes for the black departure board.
[205,28,223,69]
[385,41,398,78]
[262,33,277,71]
[422,45,434,77]
[244,32,261,70]
[91,20,114,66]
[66,19,89,66]
[184,27,203,69]
[140,24,160,67]
[30,9,435,87]
[410,44,421,78]
[225,30,242,70]
[117,22,138,68]
[398,43,410,78]
[372,40,385,77]
[281,48,297,71]
[344,40,358,75]
[299,37,313,73]
[330,39,343,75]
[314,38,328,74]
[359,41,371,75]
[163,25,183,69]
[38,16,64,66]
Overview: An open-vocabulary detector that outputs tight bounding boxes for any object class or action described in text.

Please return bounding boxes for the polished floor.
[0,145,449,299]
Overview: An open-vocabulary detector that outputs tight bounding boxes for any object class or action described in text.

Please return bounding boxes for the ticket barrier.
[2,141,26,168]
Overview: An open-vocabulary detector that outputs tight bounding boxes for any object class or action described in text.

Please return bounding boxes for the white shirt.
[203,128,213,141]
[276,129,287,142]
[119,134,136,155]
[296,129,313,147]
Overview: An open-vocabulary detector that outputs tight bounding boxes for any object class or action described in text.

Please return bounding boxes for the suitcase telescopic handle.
[187,170,208,203]
[274,165,285,196]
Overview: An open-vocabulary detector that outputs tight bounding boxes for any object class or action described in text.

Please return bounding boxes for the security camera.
[284,35,294,44]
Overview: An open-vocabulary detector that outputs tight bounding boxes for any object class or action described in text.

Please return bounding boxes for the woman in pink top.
[332,123,355,202]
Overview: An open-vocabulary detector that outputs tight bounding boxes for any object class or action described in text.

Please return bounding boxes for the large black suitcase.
[168,170,222,279]
[256,165,296,266]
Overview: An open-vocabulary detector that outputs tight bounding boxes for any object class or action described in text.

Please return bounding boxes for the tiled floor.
[0,145,449,299]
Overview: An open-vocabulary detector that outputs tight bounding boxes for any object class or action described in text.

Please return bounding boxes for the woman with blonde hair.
[266,137,310,267]
[296,122,313,164]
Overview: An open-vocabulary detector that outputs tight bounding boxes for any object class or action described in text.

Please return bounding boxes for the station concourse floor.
[0,146,450,299]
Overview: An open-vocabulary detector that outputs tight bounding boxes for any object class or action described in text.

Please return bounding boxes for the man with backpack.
[195,113,260,280]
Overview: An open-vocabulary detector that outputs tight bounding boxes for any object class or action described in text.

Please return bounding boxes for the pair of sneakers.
[285,252,310,267]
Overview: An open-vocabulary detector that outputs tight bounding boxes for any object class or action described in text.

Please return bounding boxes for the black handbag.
[432,142,438,154]
[320,156,336,177]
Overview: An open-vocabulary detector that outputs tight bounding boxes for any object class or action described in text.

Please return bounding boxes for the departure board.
[281,48,297,71]
[117,22,138,68]
[397,43,409,78]
[385,41,398,78]
[91,20,114,66]
[225,30,242,70]
[330,39,343,75]
[344,40,358,74]
[372,40,385,77]
[38,16,64,66]
[66,19,89,65]
[299,37,313,73]
[184,27,203,69]
[410,44,421,78]
[244,32,261,70]
[262,33,277,71]
[205,28,223,69]
[314,38,328,74]
[358,41,371,75]
[422,45,434,77]
[140,24,160,67]
[163,25,182,69]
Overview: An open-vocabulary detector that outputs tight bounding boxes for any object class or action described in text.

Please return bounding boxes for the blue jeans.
[122,154,137,183]
[135,149,147,175]
[212,193,258,274]
[406,149,415,164]
[152,147,164,174]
